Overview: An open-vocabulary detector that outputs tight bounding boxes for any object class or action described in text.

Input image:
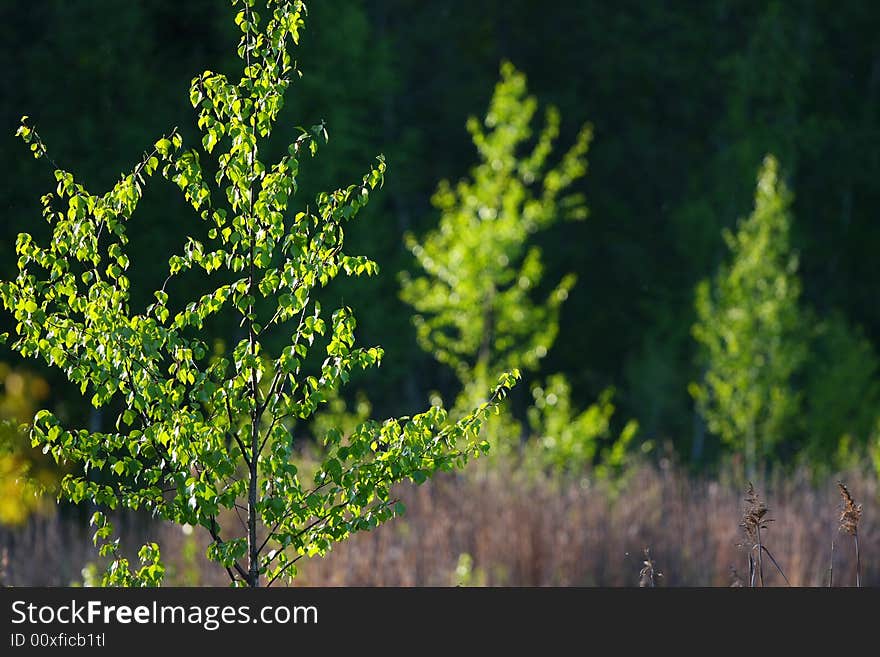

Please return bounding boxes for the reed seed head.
[740,482,773,543]
[838,482,862,536]
[639,547,661,587]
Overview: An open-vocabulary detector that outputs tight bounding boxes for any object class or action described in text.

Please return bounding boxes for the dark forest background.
[3,0,880,470]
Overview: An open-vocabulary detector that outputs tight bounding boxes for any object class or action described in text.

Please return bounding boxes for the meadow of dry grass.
[1,459,876,587]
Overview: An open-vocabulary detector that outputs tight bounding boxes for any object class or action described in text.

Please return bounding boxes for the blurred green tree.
[401,62,635,472]
[690,155,807,474]
[400,62,590,407]
[526,375,638,476]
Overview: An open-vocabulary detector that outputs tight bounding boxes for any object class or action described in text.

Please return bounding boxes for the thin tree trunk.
[247,175,260,586]
[247,417,259,587]
[245,3,260,587]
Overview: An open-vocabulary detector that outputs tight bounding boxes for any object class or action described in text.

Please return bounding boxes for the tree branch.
[208,516,248,581]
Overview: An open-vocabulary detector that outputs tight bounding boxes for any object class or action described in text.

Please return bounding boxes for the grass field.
[2,457,875,587]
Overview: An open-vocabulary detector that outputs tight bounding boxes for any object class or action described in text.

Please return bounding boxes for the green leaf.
[155,138,172,156]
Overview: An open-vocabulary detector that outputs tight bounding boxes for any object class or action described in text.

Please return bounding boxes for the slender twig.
[221,564,239,585]
[266,554,304,587]
[207,516,248,581]
[757,545,790,587]
[829,539,834,587]
[225,395,251,467]
[855,534,861,588]
[256,281,308,340]
[257,384,507,553]
[838,482,862,588]
[257,367,285,419]
[264,498,400,587]
[755,524,765,587]
[258,413,281,458]
[255,378,509,567]
[233,504,248,533]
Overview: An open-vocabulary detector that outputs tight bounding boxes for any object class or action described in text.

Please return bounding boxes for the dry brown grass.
[295,462,878,586]
[1,460,877,586]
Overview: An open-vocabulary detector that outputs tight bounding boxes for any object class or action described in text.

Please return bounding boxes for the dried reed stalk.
[740,483,789,586]
[838,482,862,587]
[639,547,661,587]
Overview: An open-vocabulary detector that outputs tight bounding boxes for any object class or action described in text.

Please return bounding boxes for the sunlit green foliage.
[691,155,807,473]
[400,62,590,403]
[526,375,639,476]
[401,63,634,472]
[1,0,518,587]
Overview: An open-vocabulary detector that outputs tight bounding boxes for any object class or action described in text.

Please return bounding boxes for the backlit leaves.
[691,155,807,467]
[2,0,517,587]
[401,62,591,390]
